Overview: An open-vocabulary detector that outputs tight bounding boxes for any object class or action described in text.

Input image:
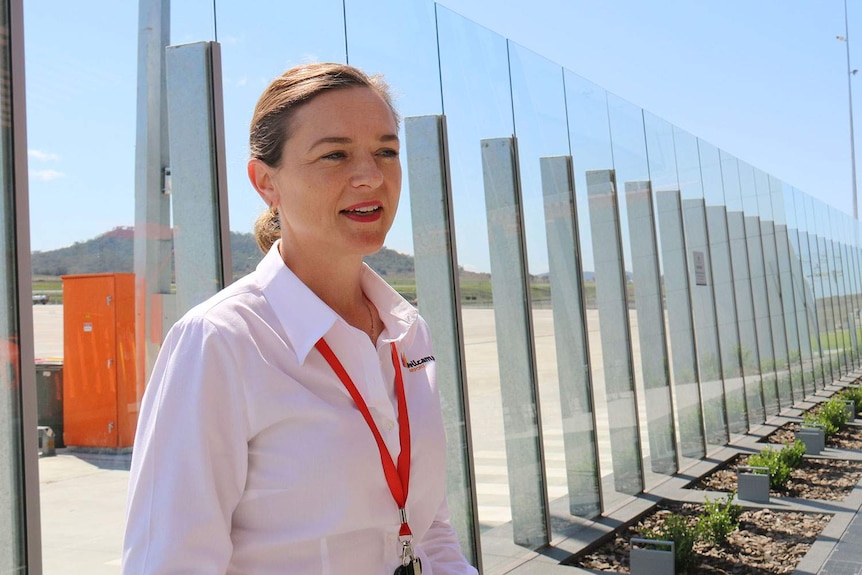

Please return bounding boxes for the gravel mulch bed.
[763,420,862,449]
[570,501,831,574]
[691,453,862,500]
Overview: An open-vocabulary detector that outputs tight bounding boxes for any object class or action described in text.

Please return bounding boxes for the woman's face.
[250,86,401,263]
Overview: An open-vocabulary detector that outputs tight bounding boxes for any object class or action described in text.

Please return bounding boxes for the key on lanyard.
[394,538,422,575]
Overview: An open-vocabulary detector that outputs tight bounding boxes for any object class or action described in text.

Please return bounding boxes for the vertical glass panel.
[562,71,620,508]
[585,169,643,495]
[404,115,479,564]
[814,200,841,379]
[784,187,816,395]
[755,169,791,408]
[1,0,26,569]
[645,113,706,462]
[25,2,136,572]
[509,41,597,527]
[739,162,779,414]
[624,180,677,475]
[540,156,602,518]
[346,0,442,257]
[676,128,728,447]
[216,1,346,253]
[770,178,804,403]
[700,140,746,434]
[606,95,665,487]
[720,151,764,425]
[481,138,549,549]
[830,206,854,372]
[435,6,516,563]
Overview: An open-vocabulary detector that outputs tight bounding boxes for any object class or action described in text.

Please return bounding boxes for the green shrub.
[804,397,849,437]
[697,492,741,546]
[748,447,791,490]
[641,512,698,571]
[779,439,806,469]
[839,386,862,414]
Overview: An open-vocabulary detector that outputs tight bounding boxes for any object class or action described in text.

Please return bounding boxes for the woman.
[122,63,477,575]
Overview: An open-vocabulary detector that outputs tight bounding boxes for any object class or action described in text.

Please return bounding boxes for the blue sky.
[23,0,860,274]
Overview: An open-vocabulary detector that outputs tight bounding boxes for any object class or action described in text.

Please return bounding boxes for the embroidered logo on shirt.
[400,352,436,373]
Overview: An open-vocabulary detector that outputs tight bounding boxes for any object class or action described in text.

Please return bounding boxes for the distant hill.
[31,226,417,279]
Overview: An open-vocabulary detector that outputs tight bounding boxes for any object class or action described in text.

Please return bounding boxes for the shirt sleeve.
[417,494,479,575]
[122,316,250,575]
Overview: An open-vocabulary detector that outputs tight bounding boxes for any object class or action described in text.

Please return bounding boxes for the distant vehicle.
[32,294,49,305]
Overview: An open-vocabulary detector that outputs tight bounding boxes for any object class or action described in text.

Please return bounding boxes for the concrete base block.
[797,428,825,454]
[630,538,674,575]
[737,466,770,503]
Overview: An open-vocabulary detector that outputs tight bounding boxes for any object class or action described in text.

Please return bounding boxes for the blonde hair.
[249,63,398,253]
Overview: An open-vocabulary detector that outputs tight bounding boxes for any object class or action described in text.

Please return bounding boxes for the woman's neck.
[278,240,378,341]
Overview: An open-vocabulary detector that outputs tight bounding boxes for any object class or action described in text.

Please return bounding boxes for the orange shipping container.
[62,273,137,448]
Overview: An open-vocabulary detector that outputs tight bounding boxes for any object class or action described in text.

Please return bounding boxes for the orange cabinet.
[62,273,137,448]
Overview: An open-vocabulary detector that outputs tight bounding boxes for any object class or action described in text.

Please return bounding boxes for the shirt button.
[384,420,395,431]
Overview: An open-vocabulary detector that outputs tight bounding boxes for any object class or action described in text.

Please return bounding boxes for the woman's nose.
[349,153,385,189]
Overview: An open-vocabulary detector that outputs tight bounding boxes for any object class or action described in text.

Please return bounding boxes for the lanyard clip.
[399,536,416,567]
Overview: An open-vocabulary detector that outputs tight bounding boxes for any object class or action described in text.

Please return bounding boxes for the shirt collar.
[257,241,418,364]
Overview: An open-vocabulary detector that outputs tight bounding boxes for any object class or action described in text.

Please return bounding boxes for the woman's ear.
[248,158,280,208]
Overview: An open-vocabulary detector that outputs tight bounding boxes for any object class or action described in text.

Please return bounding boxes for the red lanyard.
[315,338,413,537]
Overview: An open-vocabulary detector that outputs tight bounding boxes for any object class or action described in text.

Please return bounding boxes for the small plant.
[804,397,849,437]
[641,512,698,571]
[748,447,791,490]
[839,386,862,414]
[697,492,741,546]
[779,439,806,469]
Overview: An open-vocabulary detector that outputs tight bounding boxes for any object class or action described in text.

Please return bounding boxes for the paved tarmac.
[30,305,862,574]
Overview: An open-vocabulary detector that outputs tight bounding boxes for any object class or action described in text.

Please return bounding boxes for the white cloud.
[236,76,248,87]
[29,149,60,162]
[31,169,65,181]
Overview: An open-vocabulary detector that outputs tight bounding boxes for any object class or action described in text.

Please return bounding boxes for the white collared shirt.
[122,243,477,575]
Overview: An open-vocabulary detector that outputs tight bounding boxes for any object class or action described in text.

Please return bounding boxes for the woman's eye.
[321,151,346,160]
[378,148,399,158]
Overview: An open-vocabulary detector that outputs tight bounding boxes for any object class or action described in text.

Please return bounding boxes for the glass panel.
[540,155,602,518]
[769,178,804,403]
[585,169,643,495]
[623,180,677,474]
[720,151,764,425]
[784,187,816,395]
[607,95,668,487]
[700,140,746,434]
[435,6,519,566]
[645,112,706,462]
[508,43,585,530]
[676,129,728,446]
[1,0,26,568]
[25,2,137,572]
[739,161,779,414]
[562,70,621,509]
[481,137,549,548]
[814,200,841,379]
[404,115,479,564]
